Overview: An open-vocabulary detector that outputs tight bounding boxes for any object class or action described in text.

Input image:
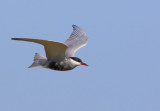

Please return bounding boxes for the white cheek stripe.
[70,59,81,66]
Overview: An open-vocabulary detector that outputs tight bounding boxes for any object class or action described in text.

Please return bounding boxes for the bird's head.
[70,57,88,66]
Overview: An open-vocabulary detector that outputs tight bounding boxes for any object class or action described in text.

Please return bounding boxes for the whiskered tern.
[12,25,88,71]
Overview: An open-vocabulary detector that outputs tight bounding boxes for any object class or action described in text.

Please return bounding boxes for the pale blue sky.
[0,0,160,111]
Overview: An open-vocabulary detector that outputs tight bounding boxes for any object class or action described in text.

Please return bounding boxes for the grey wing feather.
[12,38,68,61]
[64,25,88,57]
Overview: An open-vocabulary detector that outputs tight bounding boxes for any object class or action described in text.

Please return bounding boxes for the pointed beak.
[81,62,88,66]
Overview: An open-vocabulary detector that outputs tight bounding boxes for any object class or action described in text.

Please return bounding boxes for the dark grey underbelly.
[47,61,74,71]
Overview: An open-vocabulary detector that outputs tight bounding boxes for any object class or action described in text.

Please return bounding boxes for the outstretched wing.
[64,25,88,57]
[12,38,68,61]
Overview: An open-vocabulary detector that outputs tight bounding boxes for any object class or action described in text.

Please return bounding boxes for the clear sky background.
[0,0,160,111]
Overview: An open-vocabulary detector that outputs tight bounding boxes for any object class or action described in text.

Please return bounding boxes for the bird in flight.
[12,25,88,71]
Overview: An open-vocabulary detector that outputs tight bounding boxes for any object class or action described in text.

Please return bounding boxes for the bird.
[12,25,88,71]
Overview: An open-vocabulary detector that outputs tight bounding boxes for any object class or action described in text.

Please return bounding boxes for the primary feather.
[64,25,88,57]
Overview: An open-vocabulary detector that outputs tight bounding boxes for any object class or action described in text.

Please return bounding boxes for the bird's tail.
[29,53,47,68]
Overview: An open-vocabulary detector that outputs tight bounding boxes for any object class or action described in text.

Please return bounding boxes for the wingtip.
[11,38,17,40]
[11,38,24,41]
[72,24,78,28]
[72,24,81,30]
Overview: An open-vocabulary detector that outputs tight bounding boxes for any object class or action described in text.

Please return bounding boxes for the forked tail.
[29,53,47,68]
